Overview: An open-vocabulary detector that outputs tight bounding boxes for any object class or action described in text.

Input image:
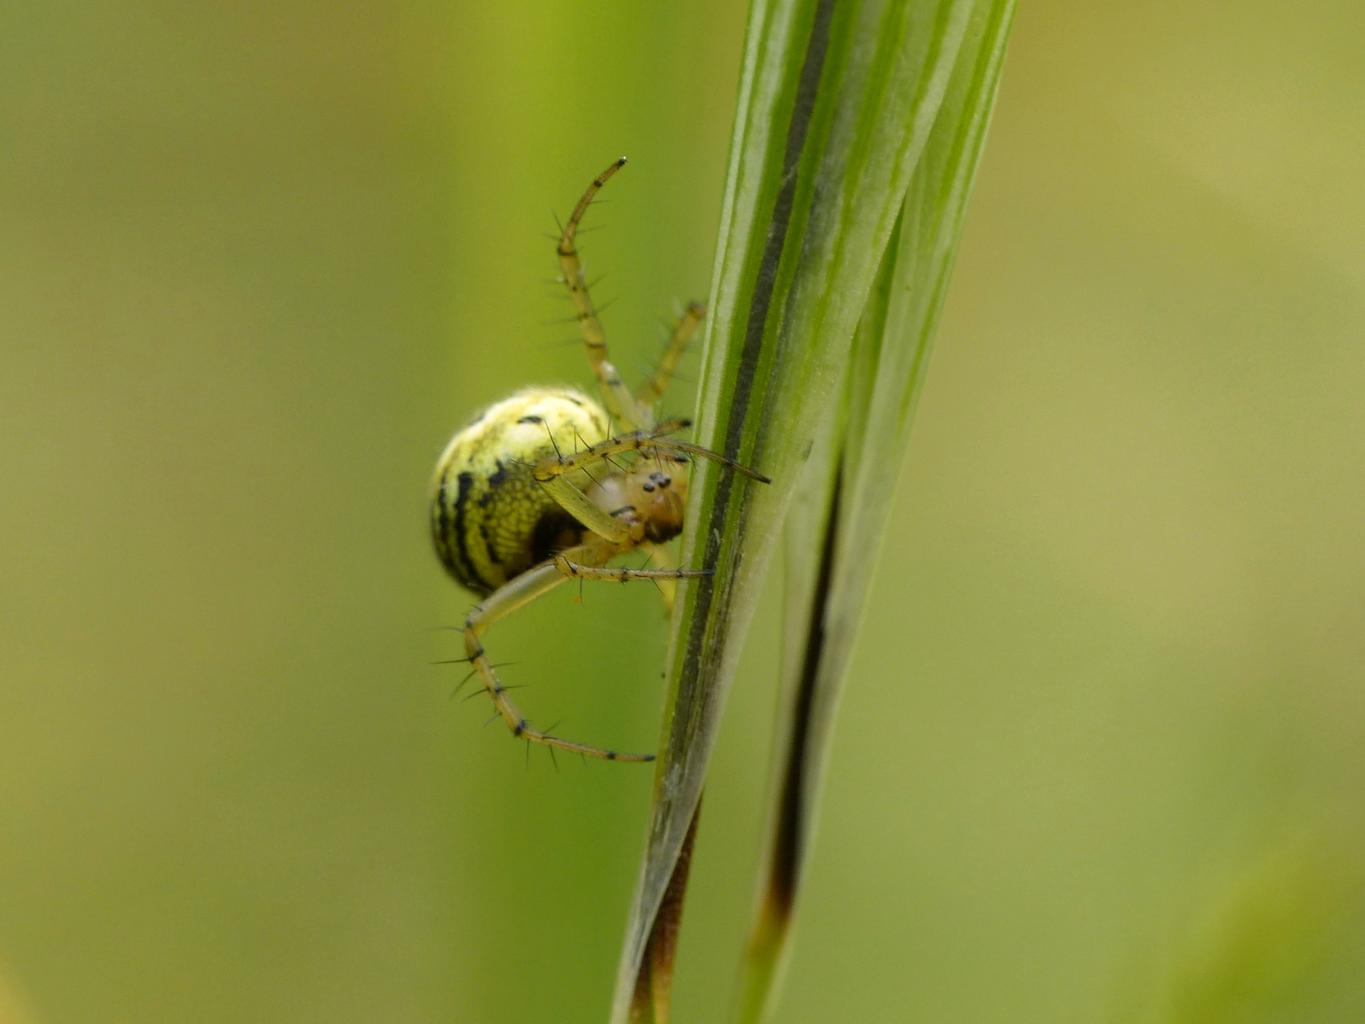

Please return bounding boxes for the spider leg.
[636,301,705,410]
[463,563,654,763]
[557,157,653,432]
[535,421,771,487]
[531,418,688,545]
[638,543,682,616]
[646,439,771,482]
[551,543,711,585]
[535,476,633,546]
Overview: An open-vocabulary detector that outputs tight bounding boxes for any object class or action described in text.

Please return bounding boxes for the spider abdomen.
[430,387,609,595]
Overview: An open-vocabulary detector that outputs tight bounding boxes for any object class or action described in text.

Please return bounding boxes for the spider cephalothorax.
[429,158,767,763]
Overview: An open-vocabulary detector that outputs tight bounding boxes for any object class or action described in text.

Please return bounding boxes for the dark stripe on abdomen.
[434,464,454,567]
[451,471,495,593]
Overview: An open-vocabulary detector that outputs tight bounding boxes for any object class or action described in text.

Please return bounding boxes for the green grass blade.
[734,2,1016,1020]
[609,1,1004,1020]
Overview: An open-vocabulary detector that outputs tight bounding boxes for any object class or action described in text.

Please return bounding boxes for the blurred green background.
[3,2,1363,1022]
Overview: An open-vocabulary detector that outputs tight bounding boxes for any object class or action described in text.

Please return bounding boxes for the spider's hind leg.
[462,563,653,763]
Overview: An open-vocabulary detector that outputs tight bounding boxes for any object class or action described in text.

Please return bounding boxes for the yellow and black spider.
[429,158,768,763]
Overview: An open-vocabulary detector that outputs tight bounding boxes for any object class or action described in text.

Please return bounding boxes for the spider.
[429,157,769,763]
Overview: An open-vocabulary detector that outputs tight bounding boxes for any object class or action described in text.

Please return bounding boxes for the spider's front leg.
[534,421,772,489]
[556,156,653,432]
[462,563,654,763]
[636,301,705,411]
